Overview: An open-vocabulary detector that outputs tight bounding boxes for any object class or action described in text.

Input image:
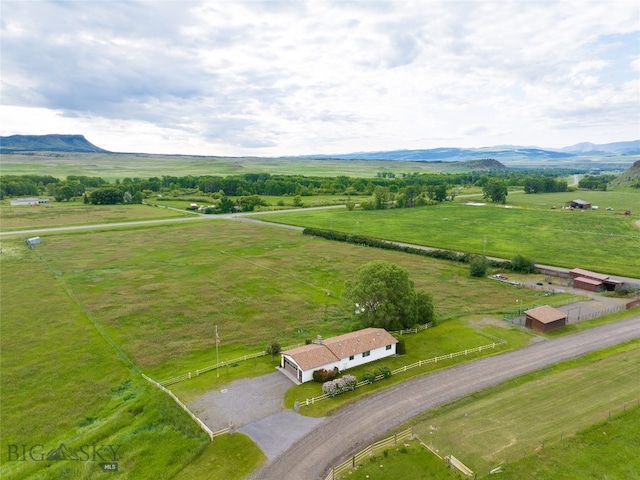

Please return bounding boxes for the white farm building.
[280,327,398,384]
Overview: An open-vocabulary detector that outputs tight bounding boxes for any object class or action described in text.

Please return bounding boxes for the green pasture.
[0,240,210,480]
[254,199,640,277]
[0,152,454,181]
[0,201,192,230]
[334,438,455,480]
[408,341,640,476]
[506,189,640,212]
[501,405,640,479]
[23,221,568,384]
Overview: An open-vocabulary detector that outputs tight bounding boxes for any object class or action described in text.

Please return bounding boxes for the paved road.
[250,316,640,480]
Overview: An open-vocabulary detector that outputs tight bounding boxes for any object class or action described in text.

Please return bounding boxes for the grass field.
[2,184,638,479]
[0,152,457,181]
[20,220,569,383]
[0,201,193,230]
[254,198,640,277]
[409,341,640,476]
[0,242,210,480]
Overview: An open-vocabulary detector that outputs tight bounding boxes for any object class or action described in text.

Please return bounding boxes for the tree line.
[1,169,587,205]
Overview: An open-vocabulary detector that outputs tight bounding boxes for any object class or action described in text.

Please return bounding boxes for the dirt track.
[250,316,640,480]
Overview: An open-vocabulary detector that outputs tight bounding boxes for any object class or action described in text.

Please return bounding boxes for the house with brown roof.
[280,328,398,383]
[524,305,567,333]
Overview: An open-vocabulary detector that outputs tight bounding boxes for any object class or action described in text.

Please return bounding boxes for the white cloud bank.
[1,0,638,155]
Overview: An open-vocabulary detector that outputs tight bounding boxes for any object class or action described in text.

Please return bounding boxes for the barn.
[280,328,398,384]
[569,268,619,292]
[570,199,591,209]
[524,305,567,333]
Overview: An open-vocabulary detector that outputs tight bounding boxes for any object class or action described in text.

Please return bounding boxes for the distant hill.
[299,147,575,162]
[0,134,108,153]
[610,160,640,188]
[458,158,507,171]
[560,140,640,155]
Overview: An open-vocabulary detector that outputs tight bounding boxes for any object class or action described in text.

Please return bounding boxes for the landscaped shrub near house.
[362,372,377,384]
[313,367,338,383]
[378,366,391,378]
[395,337,406,355]
[322,375,357,397]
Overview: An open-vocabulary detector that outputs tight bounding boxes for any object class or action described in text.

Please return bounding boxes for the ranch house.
[280,327,398,384]
[524,305,567,333]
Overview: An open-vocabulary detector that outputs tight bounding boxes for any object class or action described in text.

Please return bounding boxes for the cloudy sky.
[1,1,638,156]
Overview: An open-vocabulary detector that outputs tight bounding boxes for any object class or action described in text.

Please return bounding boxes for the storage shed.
[525,305,567,333]
[570,199,591,209]
[569,268,619,292]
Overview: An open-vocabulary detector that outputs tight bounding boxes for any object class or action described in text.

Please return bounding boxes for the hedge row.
[302,227,512,269]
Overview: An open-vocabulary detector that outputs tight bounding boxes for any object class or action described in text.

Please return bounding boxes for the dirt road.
[251,316,640,480]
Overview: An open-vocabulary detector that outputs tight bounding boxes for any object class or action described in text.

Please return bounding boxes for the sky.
[1,0,639,156]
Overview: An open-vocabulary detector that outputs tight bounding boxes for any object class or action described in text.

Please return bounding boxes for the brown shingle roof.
[282,328,398,371]
[525,305,567,324]
[324,328,398,358]
[570,268,609,281]
[282,343,339,371]
[574,276,603,286]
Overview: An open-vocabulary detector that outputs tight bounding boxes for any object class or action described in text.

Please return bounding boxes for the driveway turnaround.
[250,316,640,480]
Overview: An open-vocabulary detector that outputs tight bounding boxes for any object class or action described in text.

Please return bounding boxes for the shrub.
[469,255,488,277]
[321,374,357,397]
[511,254,537,273]
[378,366,391,378]
[362,372,377,384]
[395,338,406,355]
[313,367,339,383]
[265,340,281,359]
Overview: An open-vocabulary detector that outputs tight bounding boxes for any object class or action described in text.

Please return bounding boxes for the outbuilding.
[280,327,398,384]
[570,199,591,209]
[524,305,568,333]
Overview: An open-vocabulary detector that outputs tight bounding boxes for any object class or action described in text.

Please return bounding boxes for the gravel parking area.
[189,371,292,431]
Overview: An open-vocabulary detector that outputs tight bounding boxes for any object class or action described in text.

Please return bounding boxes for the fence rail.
[159,342,304,386]
[300,340,506,408]
[142,373,214,441]
[324,427,413,480]
[389,322,433,336]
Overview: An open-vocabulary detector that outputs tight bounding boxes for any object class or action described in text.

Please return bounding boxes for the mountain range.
[1,134,638,161]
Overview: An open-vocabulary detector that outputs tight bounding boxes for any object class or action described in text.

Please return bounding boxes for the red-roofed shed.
[525,305,568,333]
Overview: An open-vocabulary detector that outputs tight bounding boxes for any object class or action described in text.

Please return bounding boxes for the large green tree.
[482,179,508,204]
[343,261,434,330]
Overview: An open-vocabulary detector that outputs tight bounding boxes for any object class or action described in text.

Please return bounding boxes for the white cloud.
[1,0,638,155]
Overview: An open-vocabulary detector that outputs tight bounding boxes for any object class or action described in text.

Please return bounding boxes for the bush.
[511,254,537,273]
[378,366,391,378]
[313,367,338,383]
[395,338,406,355]
[469,255,488,277]
[265,340,281,359]
[362,372,377,384]
[322,374,357,397]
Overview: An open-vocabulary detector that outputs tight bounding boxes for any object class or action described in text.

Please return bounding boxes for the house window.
[362,351,370,358]
[349,355,354,360]
[386,344,392,351]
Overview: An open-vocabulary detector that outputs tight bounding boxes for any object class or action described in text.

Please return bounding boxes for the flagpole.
[216,325,220,378]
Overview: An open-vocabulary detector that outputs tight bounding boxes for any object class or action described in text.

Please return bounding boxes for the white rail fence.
[142,373,214,441]
[299,339,506,408]
[159,342,304,387]
[389,322,433,336]
[324,427,413,480]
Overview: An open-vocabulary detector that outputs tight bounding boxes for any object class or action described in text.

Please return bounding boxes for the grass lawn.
[409,340,640,475]
[0,201,192,230]
[253,199,640,277]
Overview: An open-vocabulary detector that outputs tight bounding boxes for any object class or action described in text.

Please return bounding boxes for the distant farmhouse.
[10,197,49,206]
[280,327,398,384]
[525,305,567,333]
